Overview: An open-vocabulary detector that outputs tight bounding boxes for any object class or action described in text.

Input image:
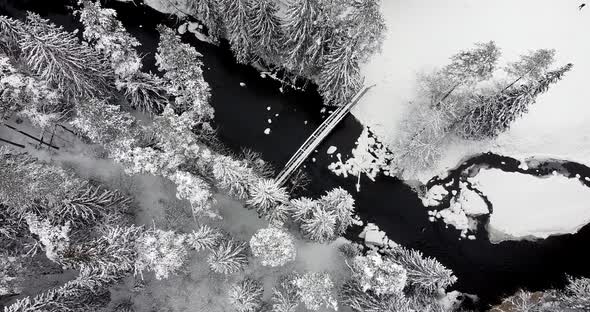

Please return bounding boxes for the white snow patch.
[266,106,271,111]
[473,169,590,242]
[239,82,246,87]
[177,23,187,34]
[420,185,448,207]
[264,128,271,135]
[326,146,337,155]
[267,119,272,124]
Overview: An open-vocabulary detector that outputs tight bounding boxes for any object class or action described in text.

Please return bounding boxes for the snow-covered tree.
[186,224,221,251]
[71,98,138,146]
[134,228,189,280]
[289,196,318,222]
[249,226,296,267]
[4,266,119,312]
[504,49,556,86]
[346,0,386,64]
[271,274,300,312]
[220,0,252,63]
[187,0,224,38]
[212,155,256,200]
[458,63,573,139]
[61,226,142,275]
[25,214,70,263]
[0,254,25,296]
[301,206,337,243]
[317,34,363,106]
[20,13,114,99]
[207,238,248,274]
[79,0,141,78]
[156,25,213,121]
[228,278,264,312]
[169,170,216,219]
[0,16,21,56]
[319,187,355,235]
[0,54,62,126]
[388,248,457,293]
[555,276,590,311]
[341,280,412,312]
[119,72,169,113]
[292,272,338,311]
[248,0,282,62]
[350,250,408,296]
[282,0,318,74]
[246,179,289,218]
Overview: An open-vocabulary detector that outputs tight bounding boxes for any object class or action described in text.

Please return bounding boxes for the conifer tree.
[156,25,212,120]
[282,0,318,74]
[246,179,289,218]
[316,34,363,106]
[207,238,248,274]
[0,16,22,56]
[387,248,457,293]
[186,224,221,251]
[228,278,264,312]
[187,0,224,38]
[220,0,252,64]
[134,228,189,280]
[271,274,300,312]
[319,187,355,235]
[248,0,282,62]
[19,13,114,99]
[458,63,573,139]
[212,155,257,200]
[293,272,338,311]
[300,206,337,242]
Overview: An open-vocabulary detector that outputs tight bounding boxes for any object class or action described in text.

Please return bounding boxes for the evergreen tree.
[79,1,168,113]
[212,155,257,200]
[346,0,386,64]
[555,276,590,311]
[0,16,22,56]
[341,280,413,312]
[282,0,318,74]
[186,0,224,38]
[19,13,114,99]
[246,179,289,218]
[207,238,248,274]
[5,267,117,312]
[387,248,457,293]
[186,224,221,251]
[271,274,300,312]
[288,197,317,222]
[300,206,337,243]
[350,250,408,296]
[504,49,556,86]
[458,63,573,139]
[319,187,355,235]
[248,0,282,62]
[220,0,252,64]
[316,34,363,106]
[228,278,264,312]
[156,25,213,120]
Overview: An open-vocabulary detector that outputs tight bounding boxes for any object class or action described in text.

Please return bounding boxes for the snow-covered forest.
[1,0,590,311]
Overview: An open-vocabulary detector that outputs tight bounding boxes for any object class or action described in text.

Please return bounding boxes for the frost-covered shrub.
[25,214,70,263]
[249,227,296,267]
[228,278,264,312]
[289,197,317,222]
[246,179,289,218]
[350,250,408,296]
[134,229,189,280]
[207,239,248,274]
[292,272,338,311]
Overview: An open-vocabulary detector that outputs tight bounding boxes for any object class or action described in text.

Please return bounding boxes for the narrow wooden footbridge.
[275,85,375,186]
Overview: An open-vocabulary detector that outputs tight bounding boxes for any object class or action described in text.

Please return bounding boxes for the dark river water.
[3,0,590,308]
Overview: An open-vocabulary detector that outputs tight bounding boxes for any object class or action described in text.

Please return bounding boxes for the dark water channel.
[3,0,590,308]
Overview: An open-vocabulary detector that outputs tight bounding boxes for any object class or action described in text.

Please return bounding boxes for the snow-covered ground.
[472,169,590,242]
[355,0,590,180]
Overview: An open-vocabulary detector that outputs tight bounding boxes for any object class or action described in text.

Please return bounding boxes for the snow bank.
[472,169,590,242]
[353,0,590,183]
